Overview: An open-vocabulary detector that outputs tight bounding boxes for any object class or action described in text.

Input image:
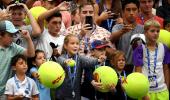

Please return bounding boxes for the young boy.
[133,19,170,100]
[81,40,110,100]
[4,54,39,100]
[0,20,35,99]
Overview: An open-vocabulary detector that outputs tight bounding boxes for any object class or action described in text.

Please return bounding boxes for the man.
[66,1,113,55]
[136,0,164,28]
[37,2,67,60]
[0,20,35,99]
[110,0,143,73]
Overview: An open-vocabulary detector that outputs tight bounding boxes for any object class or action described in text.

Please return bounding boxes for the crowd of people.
[0,0,170,100]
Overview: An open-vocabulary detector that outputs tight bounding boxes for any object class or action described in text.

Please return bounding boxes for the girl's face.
[145,26,160,43]
[115,55,125,71]
[64,36,79,56]
[34,52,46,67]
[14,58,28,74]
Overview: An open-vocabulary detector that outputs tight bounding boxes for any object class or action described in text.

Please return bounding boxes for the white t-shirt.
[4,75,39,98]
[142,43,167,92]
[36,29,65,60]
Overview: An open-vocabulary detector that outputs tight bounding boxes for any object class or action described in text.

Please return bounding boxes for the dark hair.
[27,49,45,71]
[79,1,95,12]
[0,31,7,36]
[46,12,62,22]
[11,54,27,66]
[9,5,25,12]
[122,0,140,10]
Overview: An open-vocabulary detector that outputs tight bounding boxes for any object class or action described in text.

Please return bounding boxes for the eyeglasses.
[148,29,160,33]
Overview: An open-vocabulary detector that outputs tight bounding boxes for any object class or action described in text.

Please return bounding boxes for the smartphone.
[85,16,93,30]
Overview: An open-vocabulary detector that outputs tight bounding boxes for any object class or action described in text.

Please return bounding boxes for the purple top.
[133,44,170,67]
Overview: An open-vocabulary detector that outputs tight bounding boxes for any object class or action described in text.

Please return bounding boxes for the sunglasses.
[148,29,160,33]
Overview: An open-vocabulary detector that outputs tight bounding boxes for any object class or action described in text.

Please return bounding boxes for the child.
[4,54,39,100]
[133,19,170,100]
[29,49,51,100]
[55,34,105,100]
[0,20,35,99]
[109,50,135,100]
[81,40,110,100]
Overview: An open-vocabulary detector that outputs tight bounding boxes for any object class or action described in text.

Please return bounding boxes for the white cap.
[130,34,146,45]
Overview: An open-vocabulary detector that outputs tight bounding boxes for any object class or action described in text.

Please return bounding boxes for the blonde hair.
[61,34,79,54]
[144,19,161,31]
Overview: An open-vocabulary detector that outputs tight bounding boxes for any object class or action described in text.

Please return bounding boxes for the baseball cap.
[0,20,19,34]
[130,34,146,45]
[91,40,109,50]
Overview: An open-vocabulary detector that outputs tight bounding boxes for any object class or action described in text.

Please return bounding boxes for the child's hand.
[106,84,116,92]
[91,80,102,90]
[15,95,24,100]
[20,30,31,40]
[64,59,72,66]
[98,55,106,64]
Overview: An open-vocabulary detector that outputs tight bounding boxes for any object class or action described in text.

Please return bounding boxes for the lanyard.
[107,19,113,32]
[14,75,31,94]
[104,4,113,32]
[118,70,127,100]
[139,14,145,25]
[66,54,78,89]
[146,46,158,74]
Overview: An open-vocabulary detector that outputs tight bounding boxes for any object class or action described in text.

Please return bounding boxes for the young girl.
[133,19,170,100]
[109,50,130,100]
[29,49,51,100]
[55,34,105,100]
[4,54,39,100]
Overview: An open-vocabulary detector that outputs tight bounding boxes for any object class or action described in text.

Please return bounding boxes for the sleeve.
[21,25,32,35]
[4,79,14,95]
[30,67,38,74]
[80,55,98,68]
[111,24,123,33]
[163,44,170,64]
[132,45,144,66]
[31,79,39,96]
[11,43,25,55]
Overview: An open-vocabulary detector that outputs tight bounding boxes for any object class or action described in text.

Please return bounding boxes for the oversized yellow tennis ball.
[25,6,47,25]
[122,72,149,99]
[93,66,118,92]
[157,29,170,48]
[38,61,65,88]
[67,59,76,67]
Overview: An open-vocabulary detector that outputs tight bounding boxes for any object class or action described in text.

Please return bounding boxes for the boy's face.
[0,32,13,47]
[47,17,62,36]
[123,3,138,23]
[139,0,153,13]
[145,26,160,43]
[13,58,28,74]
[10,9,26,26]
[92,48,106,58]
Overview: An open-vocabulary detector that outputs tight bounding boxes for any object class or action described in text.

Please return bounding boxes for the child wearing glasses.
[133,19,170,100]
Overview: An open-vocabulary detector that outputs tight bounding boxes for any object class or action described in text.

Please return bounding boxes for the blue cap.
[0,20,19,34]
[91,40,109,50]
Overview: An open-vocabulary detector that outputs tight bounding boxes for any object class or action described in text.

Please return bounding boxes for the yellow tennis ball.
[67,59,76,67]
[157,29,170,48]
[25,6,47,25]
[93,66,118,92]
[38,61,65,88]
[122,72,149,99]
